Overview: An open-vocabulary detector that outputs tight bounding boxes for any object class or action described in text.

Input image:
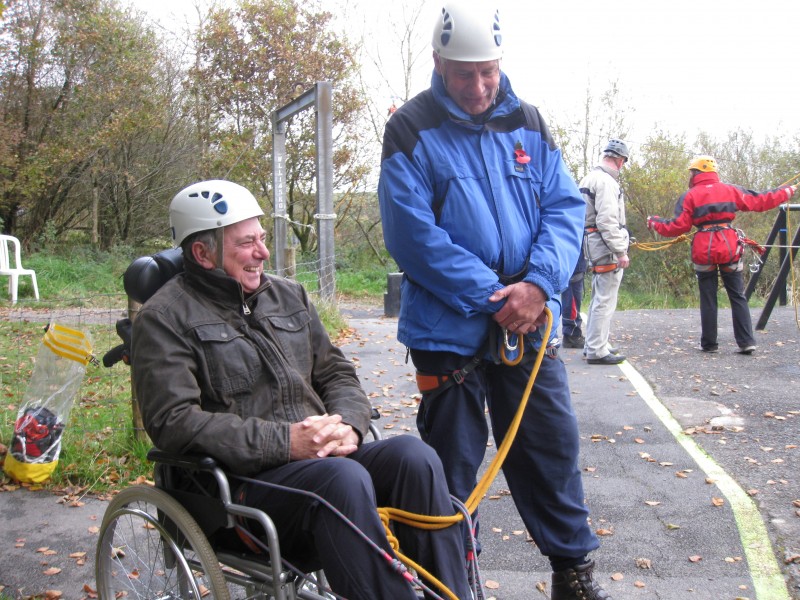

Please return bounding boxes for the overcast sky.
[133,0,800,153]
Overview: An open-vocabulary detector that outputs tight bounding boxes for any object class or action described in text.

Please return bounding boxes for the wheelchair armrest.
[147,448,220,472]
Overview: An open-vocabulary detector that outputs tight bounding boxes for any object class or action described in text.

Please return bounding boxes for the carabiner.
[500,329,524,366]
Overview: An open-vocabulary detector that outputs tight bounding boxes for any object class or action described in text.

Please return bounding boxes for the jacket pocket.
[195,323,261,409]
[504,159,541,235]
[267,310,313,375]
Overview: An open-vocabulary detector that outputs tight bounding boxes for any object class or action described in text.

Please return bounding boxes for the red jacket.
[650,172,792,266]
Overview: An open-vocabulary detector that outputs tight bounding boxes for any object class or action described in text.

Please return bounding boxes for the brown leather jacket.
[131,259,370,475]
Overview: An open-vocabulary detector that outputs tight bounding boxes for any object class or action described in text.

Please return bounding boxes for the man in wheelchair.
[129,180,470,600]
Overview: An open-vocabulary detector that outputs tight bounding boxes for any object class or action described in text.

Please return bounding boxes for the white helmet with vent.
[432,2,503,62]
[169,180,264,247]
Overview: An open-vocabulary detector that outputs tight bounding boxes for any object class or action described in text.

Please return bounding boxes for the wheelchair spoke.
[95,486,229,599]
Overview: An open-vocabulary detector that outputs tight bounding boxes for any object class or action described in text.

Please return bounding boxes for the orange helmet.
[688,155,717,173]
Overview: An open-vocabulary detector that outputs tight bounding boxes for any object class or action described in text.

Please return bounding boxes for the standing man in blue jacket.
[378,3,610,599]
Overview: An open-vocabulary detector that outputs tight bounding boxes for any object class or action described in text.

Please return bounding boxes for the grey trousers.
[584,268,623,359]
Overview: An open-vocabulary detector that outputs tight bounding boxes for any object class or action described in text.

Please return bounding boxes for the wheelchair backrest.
[124,247,184,305]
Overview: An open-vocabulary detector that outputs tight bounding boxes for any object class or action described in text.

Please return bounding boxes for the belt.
[698,221,732,231]
[592,263,618,273]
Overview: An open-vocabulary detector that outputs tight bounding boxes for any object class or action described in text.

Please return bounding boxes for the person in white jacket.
[580,139,630,365]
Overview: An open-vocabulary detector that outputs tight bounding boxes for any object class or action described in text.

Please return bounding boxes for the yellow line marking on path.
[619,362,790,600]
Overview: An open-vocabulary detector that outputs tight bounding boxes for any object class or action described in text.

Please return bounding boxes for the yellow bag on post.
[4,323,93,484]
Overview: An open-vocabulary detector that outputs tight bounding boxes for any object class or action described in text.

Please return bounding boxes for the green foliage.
[19,246,134,302]
[191,0,370,254]
[337,266,392,298]
[1,0,200,249]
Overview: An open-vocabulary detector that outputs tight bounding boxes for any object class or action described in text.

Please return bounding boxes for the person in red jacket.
[647,156,798,354]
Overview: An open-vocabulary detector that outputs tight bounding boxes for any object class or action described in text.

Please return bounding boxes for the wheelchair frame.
[95,413,386,600]
[95,435,378,600]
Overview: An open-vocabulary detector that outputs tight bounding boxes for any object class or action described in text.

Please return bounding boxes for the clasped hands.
[489,281,547,334]
[290,413,359,460]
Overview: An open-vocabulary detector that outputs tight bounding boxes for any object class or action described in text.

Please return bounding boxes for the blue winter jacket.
[378,70,584,355]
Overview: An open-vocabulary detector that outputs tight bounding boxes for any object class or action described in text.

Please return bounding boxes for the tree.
[190,0,370,254]
[0,0,196,247]
[549,80,632,181]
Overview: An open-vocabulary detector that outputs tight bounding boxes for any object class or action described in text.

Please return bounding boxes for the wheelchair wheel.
[95,485,230,599]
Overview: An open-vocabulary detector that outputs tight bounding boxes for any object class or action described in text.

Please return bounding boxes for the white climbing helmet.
[432,2,503,62]
[169,180,264,247]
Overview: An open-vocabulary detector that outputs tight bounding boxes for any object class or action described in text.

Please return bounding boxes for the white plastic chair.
[0,234,40,304]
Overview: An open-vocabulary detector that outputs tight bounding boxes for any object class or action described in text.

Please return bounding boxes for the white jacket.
[579,164,629,266]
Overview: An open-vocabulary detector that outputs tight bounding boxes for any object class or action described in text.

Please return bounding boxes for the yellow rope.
[630,233,690,252]
[784,196,800,329]
[377,308,554,599]
[778,171,800,187]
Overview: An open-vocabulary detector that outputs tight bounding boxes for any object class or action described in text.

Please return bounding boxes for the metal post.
[272,119,287,277]
[315,82,336,304]
[272,82,335,300]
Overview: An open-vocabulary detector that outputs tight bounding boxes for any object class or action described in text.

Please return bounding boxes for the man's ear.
[191,241,216,269]
[433,51,444,75]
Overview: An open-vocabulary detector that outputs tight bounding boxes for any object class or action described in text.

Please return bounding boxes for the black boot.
[551,559,611,600]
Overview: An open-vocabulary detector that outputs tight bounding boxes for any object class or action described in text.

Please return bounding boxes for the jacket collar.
[596,163,620,181]
[431,69,520,126]
[691,171,720,187]
[184,256,270,310]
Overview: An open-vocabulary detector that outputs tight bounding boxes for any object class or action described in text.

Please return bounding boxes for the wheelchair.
[94,248,431,600]
[95,448,343,599]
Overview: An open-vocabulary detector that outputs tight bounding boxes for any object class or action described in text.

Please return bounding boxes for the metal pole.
[272,118,287,276]
[315,82,336,305]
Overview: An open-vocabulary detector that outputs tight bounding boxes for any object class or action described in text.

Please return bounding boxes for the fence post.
[127,297,147,442]
[284,247,296,280]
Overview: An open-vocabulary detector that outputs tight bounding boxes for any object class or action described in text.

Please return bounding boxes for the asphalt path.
[0,303,798,600]
[341,303,800,600]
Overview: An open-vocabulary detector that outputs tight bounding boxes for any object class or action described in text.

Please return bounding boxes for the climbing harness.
[583,224,629,273]
[590,263,619,274]
[415,317,553,399]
